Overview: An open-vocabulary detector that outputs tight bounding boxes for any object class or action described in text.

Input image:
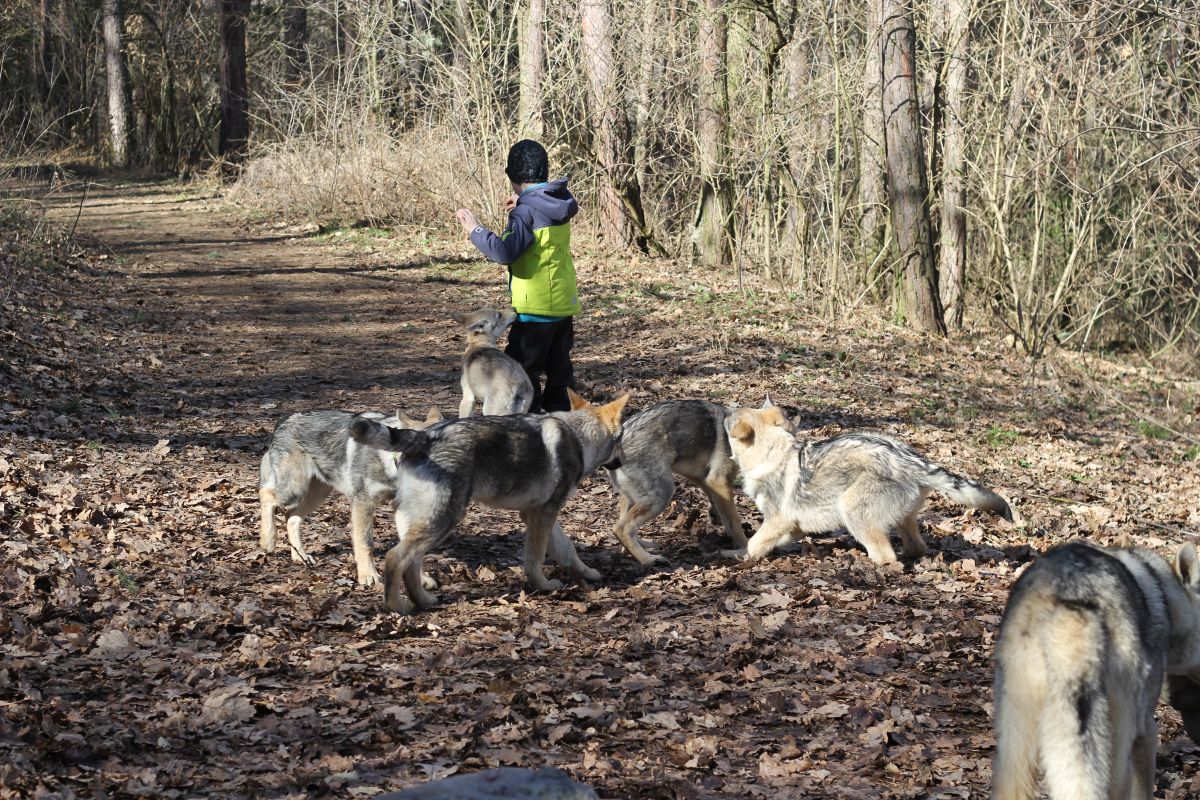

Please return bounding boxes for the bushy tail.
[924,466,1013,521]
[350,417,431,458]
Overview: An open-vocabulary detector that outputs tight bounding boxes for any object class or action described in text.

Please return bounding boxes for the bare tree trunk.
[580,0,640,248]
[633,0,659,197]
[881,0,945,334]
[102,0,133,167]
[937,0,969,329]
[283,0,308,86]
[782,34,809,263]
[693,0,732,266]
[859,0,886,260]
[518,0,545,137]
[219,0,250,163]
[38,0,54,103]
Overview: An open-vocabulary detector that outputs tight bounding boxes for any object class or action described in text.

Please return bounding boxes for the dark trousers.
[505,317,576,412]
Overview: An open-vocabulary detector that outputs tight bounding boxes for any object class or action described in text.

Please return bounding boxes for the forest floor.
[2,175,1200,799]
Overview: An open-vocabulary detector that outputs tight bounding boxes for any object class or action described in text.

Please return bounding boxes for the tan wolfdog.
[993,539,1200,800]
[724,399,1012,564]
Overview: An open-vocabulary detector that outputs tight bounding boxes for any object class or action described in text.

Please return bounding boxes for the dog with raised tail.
[724,398,1012,565]
[350,389,630,614]
[259,406,442,587]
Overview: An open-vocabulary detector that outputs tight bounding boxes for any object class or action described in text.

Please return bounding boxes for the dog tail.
[351,417,431,458]
[922,465,1013,521]
[993,580,1111,799]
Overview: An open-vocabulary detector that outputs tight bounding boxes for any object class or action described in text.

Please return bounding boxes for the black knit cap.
[505,139,549,184]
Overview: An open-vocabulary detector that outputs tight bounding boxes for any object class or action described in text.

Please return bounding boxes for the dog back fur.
[993,539,1200,800]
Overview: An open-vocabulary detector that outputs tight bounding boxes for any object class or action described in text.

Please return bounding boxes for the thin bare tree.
[937,0,969,329]
[693,0,732,266]
[518,0,545,137]
[580,0,638,247]
[859,0,886,261]
[219,0,250,163]
[102,0,134,167]
[880,0,944,333]
[282,0,308,87]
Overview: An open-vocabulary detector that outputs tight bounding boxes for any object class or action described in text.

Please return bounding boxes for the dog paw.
[579,566,603,582]
[291,551,317,566]
[358,572,384,588]
[531,578,564,592]
[718,547,749,560]
[413,590,439,609]
[420,572,440,591]
[384,594,416,614]
[636,553,669,567]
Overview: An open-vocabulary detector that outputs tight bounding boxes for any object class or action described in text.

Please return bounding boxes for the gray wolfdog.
[725,400,1012,564]
[453,307,534,417]
[604,400,745,565]
[350,389,630,613]
[258,407,441,586]
[993,539,1200,800]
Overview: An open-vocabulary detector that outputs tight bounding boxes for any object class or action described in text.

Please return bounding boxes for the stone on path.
[377,767,599,799]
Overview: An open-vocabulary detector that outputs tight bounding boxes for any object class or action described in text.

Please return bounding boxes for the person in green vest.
[455,140,580,413]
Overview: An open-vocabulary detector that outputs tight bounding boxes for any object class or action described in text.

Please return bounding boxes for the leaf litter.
[1,182,1199,798]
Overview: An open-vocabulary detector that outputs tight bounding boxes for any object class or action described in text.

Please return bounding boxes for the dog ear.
[1176,543,1200,590]
[597,393,631,427]
[1114,533,1134,549]
[761,393,774,409]
[728,419,754,442]
[567,388,589,410]
[451,311,472,324]
[425,407,443,423]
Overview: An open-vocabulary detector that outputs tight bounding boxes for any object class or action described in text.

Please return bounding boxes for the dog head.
[724,403,795,468]
[563,389,631,471]
[567,388,630,434]
[453,308,518,347]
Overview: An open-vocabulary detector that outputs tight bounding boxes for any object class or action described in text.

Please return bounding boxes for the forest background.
[3,0,1199,370]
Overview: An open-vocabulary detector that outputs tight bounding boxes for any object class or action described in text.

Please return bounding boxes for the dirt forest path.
[4,178,1200,798]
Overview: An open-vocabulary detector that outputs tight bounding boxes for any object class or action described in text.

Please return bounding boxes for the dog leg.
[744,516,799,560]
[350,498,383,587]
[898,512,927,559]
[403,559,439,609]
[259,486,279,552]
[1129,711,1157,800]
[285,479,333,565]
[612,499,669,566]
[849,523,898,565]
[547,522,602,582]
[382,544,416,615]
[458,378,475,419]
[703,477,746,548]
[520,509,563,592]
[838,492,899,565]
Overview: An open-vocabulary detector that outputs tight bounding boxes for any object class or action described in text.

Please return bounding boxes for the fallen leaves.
[2,183,1199,799]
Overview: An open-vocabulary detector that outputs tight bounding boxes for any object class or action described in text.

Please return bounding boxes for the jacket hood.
[517,178,578,227]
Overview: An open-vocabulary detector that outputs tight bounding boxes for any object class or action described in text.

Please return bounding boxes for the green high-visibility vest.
[507,223,580,317]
